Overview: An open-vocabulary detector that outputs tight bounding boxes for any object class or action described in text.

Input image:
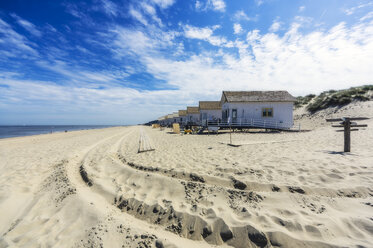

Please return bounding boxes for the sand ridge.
[0,102,372,247]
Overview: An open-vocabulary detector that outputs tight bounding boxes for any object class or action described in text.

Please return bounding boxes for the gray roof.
[178,110,187,116]
[199,101,221,110]
[222,91,296,103]
[187,106,199,114]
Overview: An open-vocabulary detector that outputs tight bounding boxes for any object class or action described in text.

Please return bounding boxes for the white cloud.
[150,0,175,9]
[184,25,213,39]
[2,13,373,124]
[299,6,305,12]
[10,13,42,37]
[255,0,264,6]
[233,23,243,34]
[100,0,118,17]
[0,18,38,57]
[344,2,373,15]
[142,19,373,100]
[64,3,84,18]
[233,10,251,21]
[195,1,202,10]
[246,29,260,42]
[183,24,227,46]
[195,0,226,12]
[269,20,281,32]
[140,2,163,26]
[209,0,226,12]
[129,6,148,26]
[360,11,373,21]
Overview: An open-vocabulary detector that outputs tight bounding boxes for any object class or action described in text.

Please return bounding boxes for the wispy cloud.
[0,18,38,57]
[343,2,373,15]
[1,0,373,124]
[150,0,175,9]
[10,13,42,37]
[129,6,148,26]
[269,19,282,32]
[255,0,264,6]
[140,2,163,26]
[195,0,226,12]
[100,0,118,17]
[233,10,250,21]
[183,24,227,46]
[360,11,373,21]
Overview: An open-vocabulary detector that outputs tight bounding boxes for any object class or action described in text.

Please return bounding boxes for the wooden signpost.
[326,117,369,152]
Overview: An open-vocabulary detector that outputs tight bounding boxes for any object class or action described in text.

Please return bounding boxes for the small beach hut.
[220,91,296,128]
[166,114,174,126]
[158,116,166,126]
[199,101,222,124]
[172,112,179,123]
[186,107,200,124]
[178,110,187,125]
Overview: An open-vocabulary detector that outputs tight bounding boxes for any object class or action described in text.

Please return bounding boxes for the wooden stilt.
[326,117,369,153]
[344,118,351,152]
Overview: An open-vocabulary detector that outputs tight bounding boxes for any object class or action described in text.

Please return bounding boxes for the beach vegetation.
[302,85,373,113]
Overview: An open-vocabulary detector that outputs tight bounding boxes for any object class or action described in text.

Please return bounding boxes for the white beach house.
[166,114,174,126]
[199,101,222,124]
[186,106,200,124]
[158,115,166,126]
[178,110,187,125]
[220,91,296,128]
[171,112,179,123]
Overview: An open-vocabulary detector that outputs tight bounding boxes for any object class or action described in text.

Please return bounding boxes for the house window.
[262,108,273,117]
[232,109,237,118]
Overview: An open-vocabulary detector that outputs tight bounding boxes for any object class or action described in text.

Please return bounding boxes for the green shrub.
[294,94,316,108]
[305,85,372,113]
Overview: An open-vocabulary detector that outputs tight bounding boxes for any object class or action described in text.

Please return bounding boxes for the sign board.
[172,123,180,134]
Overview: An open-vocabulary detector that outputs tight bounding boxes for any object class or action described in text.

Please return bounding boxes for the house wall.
[178,116,187,125]
[200,109,222,121]
[187,113,200,123]
[221,102,294,127]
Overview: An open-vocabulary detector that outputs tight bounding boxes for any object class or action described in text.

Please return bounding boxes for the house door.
[232,109,237,123]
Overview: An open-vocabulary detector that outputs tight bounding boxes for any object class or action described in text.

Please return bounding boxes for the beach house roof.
[221,91,296,103]
[187,107,199,114]
[178,110,187,116]
[199,101,221,110]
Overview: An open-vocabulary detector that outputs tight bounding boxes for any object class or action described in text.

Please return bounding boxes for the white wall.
[200,109,222,121]
[187,113,200,123]
[222,102,294,128]
[178,116,187,125]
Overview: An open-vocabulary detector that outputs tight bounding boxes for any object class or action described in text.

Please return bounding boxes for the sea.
[0,125,119,139]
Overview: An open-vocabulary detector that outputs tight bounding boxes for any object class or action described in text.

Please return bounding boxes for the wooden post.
[326,117,368,153]
[344,118,351,152]
[230,124,232,144]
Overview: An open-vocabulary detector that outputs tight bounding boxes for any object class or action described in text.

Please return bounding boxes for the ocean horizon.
[0,125,123,139]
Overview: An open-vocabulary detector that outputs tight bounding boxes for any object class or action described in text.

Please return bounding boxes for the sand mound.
[1,101,372,247]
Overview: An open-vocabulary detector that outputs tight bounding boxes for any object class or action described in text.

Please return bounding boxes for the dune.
[0,101,372,247]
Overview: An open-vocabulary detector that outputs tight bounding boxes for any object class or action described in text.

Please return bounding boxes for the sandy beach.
[0,102,372,248]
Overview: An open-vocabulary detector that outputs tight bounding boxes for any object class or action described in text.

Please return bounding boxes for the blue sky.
[0,0,372,125]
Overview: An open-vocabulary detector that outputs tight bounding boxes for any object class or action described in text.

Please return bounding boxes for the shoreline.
[0,125,129,140]
[0,112,372,247]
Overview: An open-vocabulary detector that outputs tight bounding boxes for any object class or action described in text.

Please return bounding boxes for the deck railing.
[200,118,293,130]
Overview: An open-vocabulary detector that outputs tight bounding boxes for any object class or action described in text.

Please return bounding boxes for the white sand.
[0,102,372,248]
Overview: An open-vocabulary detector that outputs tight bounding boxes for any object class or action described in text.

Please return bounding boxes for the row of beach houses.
[158,91,296,129]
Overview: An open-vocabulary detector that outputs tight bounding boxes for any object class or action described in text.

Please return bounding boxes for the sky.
[0,0,372,125]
